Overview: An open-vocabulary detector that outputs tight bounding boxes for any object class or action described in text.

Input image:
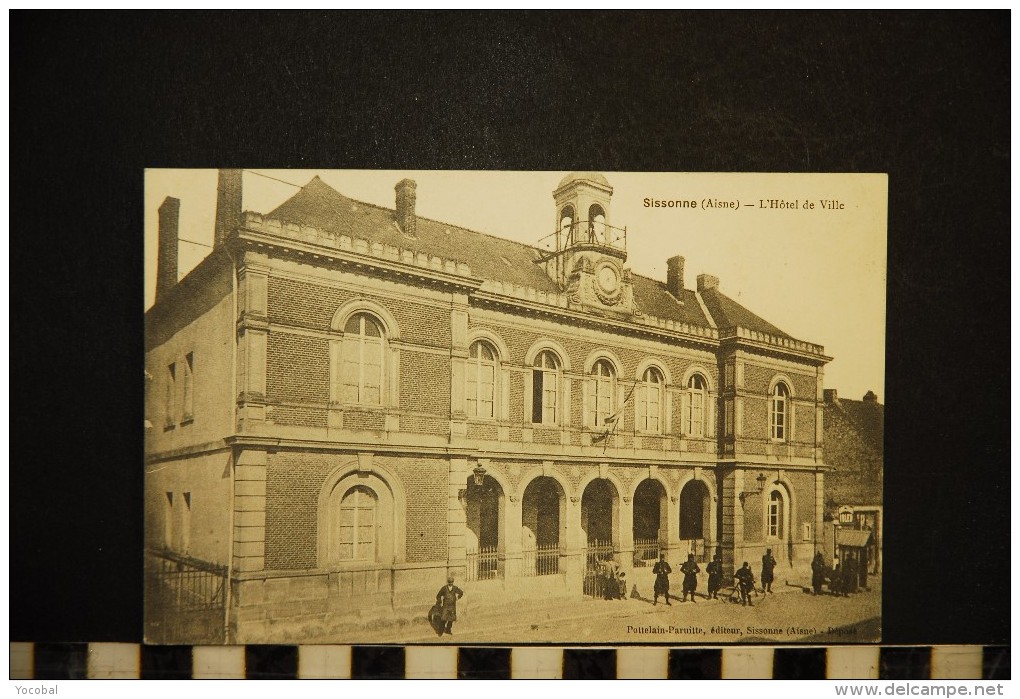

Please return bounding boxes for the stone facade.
[144,171,833,643]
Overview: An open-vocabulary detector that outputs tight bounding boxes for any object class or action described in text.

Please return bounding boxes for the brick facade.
[146,171,836,644]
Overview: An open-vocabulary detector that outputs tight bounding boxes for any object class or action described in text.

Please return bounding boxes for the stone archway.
[465,474,504,580]
[632,479,667,564]
[521,476,566,576]
[679,479,711,560]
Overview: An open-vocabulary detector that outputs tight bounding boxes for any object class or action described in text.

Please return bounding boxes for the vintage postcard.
[144,169,886,646]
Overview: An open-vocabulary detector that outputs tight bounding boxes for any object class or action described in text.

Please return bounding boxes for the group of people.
[596,553,629,600]
[812,550,864,596]
[432,546,863,635]
[650,548,781,607]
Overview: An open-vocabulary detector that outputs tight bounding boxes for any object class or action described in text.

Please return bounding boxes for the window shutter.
[706,392,716,438]
[560,374,571,427]
[582,377,591,428]
[524,369,534,423]
[663,387,673,435]
[500,368,510,421]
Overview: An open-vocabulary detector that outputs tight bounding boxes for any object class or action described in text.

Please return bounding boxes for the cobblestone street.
[351,578,881,645]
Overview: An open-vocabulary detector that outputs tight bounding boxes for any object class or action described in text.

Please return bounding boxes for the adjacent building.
[822,389,884,576]
[145,170,834,643]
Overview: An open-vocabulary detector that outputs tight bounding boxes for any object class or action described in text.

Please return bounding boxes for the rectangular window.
[588,377,613,427]
[182,353,194,421]
[341,335,383,404]
[802,523,813,541]
[768,501,779,538]
[724,399,734,437]
[724,363,734,388]
[687,391,704,436]
[165,363,176,427]
[468,362,495,419]
[533,369,557,424]
[771,396,786,440]
[638,385,660,433]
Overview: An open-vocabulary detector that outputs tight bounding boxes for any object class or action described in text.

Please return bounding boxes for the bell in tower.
[538,172,636,314]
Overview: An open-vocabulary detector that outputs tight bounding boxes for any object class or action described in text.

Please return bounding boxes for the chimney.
[395,178,417,238]
[697,273,719,292]
[156,196,180,302]
[863,390,878,403]
[823,388,839,404]
[214,169,243,247]
[666,255,685,296]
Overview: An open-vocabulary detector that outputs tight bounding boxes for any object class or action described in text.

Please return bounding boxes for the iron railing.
[679,539,707,562]
[583,540,618,597]
[633,538,661,566]
[536,220,628,256]
[466,545,502,581]
[522,543,561,577]
[145,549,227,644]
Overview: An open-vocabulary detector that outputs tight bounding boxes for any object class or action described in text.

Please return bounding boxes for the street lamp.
[739,472,768,503]
[472,464,487,487]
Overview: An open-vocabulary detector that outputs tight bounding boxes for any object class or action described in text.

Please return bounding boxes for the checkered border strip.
[9,643,1008,679]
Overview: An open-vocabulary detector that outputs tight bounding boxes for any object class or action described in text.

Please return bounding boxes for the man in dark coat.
[706,554,724,599]
[761,548,778,593]
[679,554,700,602]
[652,554,672,605]
[734,561,756,606]
[811,551,826,595]
[734,563,758,604]
[831,558,844,597]
[842,553,857,596]
[436,575,464,635]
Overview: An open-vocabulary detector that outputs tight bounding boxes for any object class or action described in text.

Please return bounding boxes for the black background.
[11,11,1009,645]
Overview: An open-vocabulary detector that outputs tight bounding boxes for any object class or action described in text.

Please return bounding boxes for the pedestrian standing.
[761,548,777,593]
[811,551,826,595]
[679,554,701,602]
[652,554,672,605]
[435,575,464,635]
[706,554,724,599]
[831,558,845,597]
[843,553,857,596]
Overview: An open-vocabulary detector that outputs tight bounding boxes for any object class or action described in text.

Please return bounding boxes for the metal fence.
[522,543,560,577]
[145,549,227,644]
[680,539,707,562]
[633,538,660,566]
[465,545,502,581]
[583,540,617,597]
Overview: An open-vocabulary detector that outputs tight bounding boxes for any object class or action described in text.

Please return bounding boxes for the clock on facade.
[594,262,623,305]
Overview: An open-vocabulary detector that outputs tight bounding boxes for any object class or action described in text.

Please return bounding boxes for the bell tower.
[538,172,636,314]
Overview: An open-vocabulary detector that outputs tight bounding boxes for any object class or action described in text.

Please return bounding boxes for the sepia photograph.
[143,169,886,646]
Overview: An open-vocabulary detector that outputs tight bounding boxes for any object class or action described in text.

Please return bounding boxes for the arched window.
[588,359,616,428]
[770,382,790,441]
[686,374,707,437]
[338,486,377,561]
[467,340,497,419]
[532,350,560,425]
[636,366,663,433]
[767,489,785,539]
[341,313,385,405]
[559,205,575,241]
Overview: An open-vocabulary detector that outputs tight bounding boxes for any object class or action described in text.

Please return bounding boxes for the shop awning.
[836,529,873,548]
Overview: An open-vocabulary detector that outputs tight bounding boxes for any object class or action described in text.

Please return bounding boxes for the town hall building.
[145,170,832,643]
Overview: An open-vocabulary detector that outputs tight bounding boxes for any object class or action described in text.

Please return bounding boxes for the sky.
[145,169,887,401]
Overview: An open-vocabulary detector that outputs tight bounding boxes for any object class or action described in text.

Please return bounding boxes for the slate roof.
[699,286,792,339]
[823,396,884,507]
[264,176,801,335]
